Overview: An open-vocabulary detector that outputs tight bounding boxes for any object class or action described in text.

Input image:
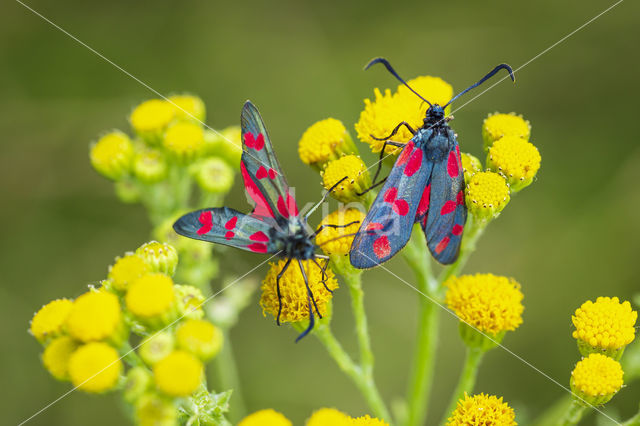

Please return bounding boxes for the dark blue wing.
[423,135,466,264]
[350,139,433,269]
[240,101,299,221]
[173,207,279,254]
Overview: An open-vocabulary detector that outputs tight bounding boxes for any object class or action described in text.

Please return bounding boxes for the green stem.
[558,400,588,426]
[212,329,246,422]
[622,411,640,426]
[121,341,145,368]
[344,271,374,377]
[440,347,485,424]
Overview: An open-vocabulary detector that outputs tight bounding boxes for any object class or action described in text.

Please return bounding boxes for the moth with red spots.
[174,101,353,341]
[350,58,514,268]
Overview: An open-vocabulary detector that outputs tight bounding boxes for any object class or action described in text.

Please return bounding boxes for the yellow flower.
[135,241,179,277]
[396,75,453,108]
[298,118,357,168]
[133,148,168,184]
[321,155,371,203]
[571,353,623,406]
[108,253,150,292]
[350,415,390,426]
[168,94,206,122]
[306,408,351,426]
[175,319,223,361]
[90,131,134,180]
[163,121,205,163]
[445,274,523,340]
[482,112,531,150]
[460,152,482,184]
[447,393,516,425]
[130,99,176,143]
[68,342,122,393]
[572,297,637,360]
[66,291,124,344]
[487,136,541,192]
[153,350,203,397]
[126,273,177,327]
[135,393,178,426]
[193,157,234,194]
[260,259,338,323]
[139,331,175,365]
[465,171,510,221]
[239,409,292,426]
[42,336,78,380]
[30,299,73,343]
[315,208,365,256]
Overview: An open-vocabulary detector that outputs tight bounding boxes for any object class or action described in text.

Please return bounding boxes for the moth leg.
[370,121,416,141]
[304,176,348,220]
[311,256,332,293]
[313,220,361,237]
[357,139,406,196]
[295,294,316,342]
[276,257,293,326]
[297,259,321,318]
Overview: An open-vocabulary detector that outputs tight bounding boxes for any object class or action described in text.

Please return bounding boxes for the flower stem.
[440,347,485,424]
[344,270,374,377]
[622,411,640,426]
[558,400,588,426]
[212,329,246,422]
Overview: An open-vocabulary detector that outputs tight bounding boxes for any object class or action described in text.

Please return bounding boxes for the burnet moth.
[350,58,514,268]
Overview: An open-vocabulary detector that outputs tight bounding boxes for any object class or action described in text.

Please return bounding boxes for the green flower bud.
[135,241,178,276]
[139,331,175,365]
[133,149,168,184]
[123,366,152,403]
[193,157,234,194]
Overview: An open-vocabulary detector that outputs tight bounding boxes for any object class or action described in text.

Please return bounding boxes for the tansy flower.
[30,298,73,343]
[90,131,134,180]
[139,331,175,365]
[135,393,178,426]
[168,94,206,122]
[570,353,623,406]
[135,241,178,277]
[204,126,243,166]
[321,155,371,203]
[460,152,482,184]
[306,408,351,426]
[298,118,357,169]
[482,112,531,150]
[130,99,176,143]
[133,148,168,184]
[41,336,78,380]
[315,208,365,256]
[163,121,205,163]
[126,273,178,328]
[465,171,510,221]
[572,297,637,360]
[66,291,125,344]
[447,393,516,425]
[351,414,390,426]
[123,366,152,403]
[239,409,292,426]
[174,284,206,319]
[175,319,223,361]
[487,136,541,192]
[153,350,203,397]
[445,274,523,345]
[396,75,453,109]
[68,342,122,393]
[108,253,150,292]
[260,259,338,323]
[193,157,234,194]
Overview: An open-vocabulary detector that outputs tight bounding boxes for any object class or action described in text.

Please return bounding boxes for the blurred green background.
[2,0,639,424]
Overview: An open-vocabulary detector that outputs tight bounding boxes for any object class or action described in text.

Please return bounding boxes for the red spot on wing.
[249,231,269,242]
[247,243,268,253]
[456,190,464,206]
[373,236,391,259]
[276,193,299,218]
[440,200,456,215]
[225,231,235,240]
[268,168,277,179]
[365,222,385,232]
[447,151,459,178]
[435,236,450,254]
[417,184,431,217]
[240,161,274,218]
[396,142,414,166]
[404,149,423,177]
[393,199,409,216]
[256,166,268,179]
[197,211,213,235]
[452,224,464,236]
[253,133,265,151]
[243,132,255,148]
[224,216,238,230]
[384,187,397,203]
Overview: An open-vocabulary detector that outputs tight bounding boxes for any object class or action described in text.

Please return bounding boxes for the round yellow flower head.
[130,99,176,143]
[239,409,292,426]
[174,284,206,320]
[571,353,623,406]
[350,414,390,426]
[299,118,357,168]
[153,350,203,397]
[572,297,637,360]
[460,152,482,184]
[42,335,78,381]
[133,149,168,184]
[321,155,372,203]
[68,342,122,393]
[123,366,152,403]
[306,408,351,426]
[30,298,73,343]
[135,392,178,426]
[260,259,338,323]
[139,331,175,366]
[66,291,124,344]
[136,241,178,277]
[193,157,234,194]
[126,273,177,327]
[487,136,541,192]
[168,94,206,123]
[465,171,510,221]
[108,253,150,292]
[163,121,205,163]
[396,75,453,111]
[447,393,516,425]
[315,208,365,256]
[482,112,531,150]
[90,131,134,180]
[176,319,223,361]
[445,274,523,342]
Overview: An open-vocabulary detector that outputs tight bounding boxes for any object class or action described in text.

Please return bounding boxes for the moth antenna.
[365,57,432,107]
[445,63,515,107]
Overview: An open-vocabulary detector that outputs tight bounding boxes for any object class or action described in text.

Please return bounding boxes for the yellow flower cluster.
[570,353,624,405]
[240,407,389,426]
[465,171,511,221]
[315,208,366,256]
[447,393,516,425]
[321,155,372,203]
[298,118,358,168]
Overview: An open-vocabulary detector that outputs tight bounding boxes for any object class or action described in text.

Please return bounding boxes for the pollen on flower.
[90,131,134,180]
[163,121,205,162]
[572,297,637,358]
[306,408,351,426]
[239,409,292,426]
[42,336,78,381]
[130,99,175,136]
[153,350,203,397]
[465,171,510,220]
[298,118,355,166]
[30,299,74,343]
[447,393,516,425]
[260,259,338,323]
[135,241,178,276]
[175,319,223,361]
[487,136,541,192]
[126,273,176,321]
[460,152,482,184]
[108,253,150,292]
[68,342,122,393]
[66,291,123,343]
[168,94,206,122]
[571,353,623,405]
[482,112,531,149]
[315,208,365,255]
[321,155,371,203]
[350,414,390,425]
[445,273,524,336]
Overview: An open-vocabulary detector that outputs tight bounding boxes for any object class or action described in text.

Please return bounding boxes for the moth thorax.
[425,104,446,126]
